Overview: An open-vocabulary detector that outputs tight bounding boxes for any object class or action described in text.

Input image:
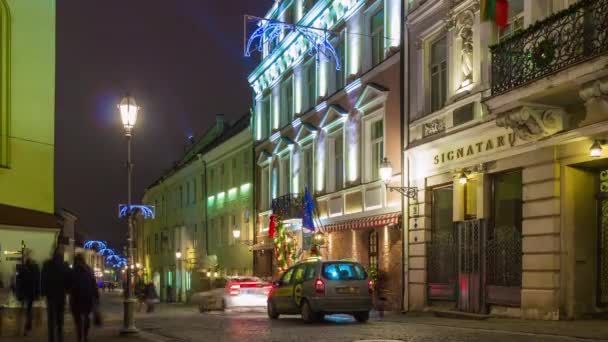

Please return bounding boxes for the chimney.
[215,113,225,131]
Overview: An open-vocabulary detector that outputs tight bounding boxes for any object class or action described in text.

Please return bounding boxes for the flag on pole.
[480,0,509,29]
[302,186,315,231]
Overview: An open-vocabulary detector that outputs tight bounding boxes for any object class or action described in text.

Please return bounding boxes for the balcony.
[271,193,302,220]
[490,0,608,96]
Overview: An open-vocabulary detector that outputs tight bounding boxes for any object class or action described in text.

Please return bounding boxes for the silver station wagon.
[267,260,373,323]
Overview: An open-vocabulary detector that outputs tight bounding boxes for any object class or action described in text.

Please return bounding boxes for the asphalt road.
[94,293,608,342]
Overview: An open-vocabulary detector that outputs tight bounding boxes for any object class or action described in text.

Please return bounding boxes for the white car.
[192,277,272,312]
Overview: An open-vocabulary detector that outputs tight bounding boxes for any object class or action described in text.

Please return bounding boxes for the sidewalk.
[383,312,608,340]
[0,308,152,342]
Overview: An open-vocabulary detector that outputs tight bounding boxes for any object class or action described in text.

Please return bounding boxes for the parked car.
[192,276,272,312]
[267,260,373,323]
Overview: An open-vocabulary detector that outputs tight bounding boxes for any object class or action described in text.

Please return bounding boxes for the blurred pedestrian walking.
[143,282,158,313]
[69,254,99,342]
[16,256,40,336]
[41,246,70,342]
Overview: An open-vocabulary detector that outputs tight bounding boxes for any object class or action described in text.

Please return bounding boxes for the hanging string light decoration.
[118,204,155,219]
[244,16,341,71]
[84,240,107,251]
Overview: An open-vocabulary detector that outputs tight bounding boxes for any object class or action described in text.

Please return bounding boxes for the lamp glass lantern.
[119,96,139,134]
[232,227,241,240]
[590,140,603,158]
[175,249,182,260]
[458,172,468,185]
[379,157,393,185]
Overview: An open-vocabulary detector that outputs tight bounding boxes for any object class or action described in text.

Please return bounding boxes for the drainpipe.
[400,0,408,314]
[203,158,209,256]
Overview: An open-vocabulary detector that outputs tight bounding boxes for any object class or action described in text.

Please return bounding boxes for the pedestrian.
[41,246,70,342]
[68,254,99,342]
[16,256,41,336]
[143,282,158,313]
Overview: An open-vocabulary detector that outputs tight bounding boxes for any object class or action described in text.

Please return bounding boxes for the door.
[457,219,486,313]
[427,186,457,300]
[486,171,522,307]
[598,171,608,306]
[273,267,295,312]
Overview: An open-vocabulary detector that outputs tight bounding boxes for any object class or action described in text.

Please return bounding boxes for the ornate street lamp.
[379,158,417,200]
[118,93,139,335]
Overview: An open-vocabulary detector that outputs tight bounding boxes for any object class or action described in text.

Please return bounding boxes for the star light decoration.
[245,19,341,71]
[118,204,155,219]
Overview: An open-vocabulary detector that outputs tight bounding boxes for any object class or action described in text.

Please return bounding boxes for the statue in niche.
[457,10,475,88]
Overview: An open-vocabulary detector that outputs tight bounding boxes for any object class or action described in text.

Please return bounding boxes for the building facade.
[138,114,254,302]
[249,0,404,310]
[404,0,608,320]
[0,0,59,302]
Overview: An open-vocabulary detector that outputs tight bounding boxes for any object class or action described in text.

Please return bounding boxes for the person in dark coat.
[41,247,70,342]
[17,256,40,336]
[69,254,99,342]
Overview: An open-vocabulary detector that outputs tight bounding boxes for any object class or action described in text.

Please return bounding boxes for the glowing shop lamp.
[118,95,139,135]
[232,227,241,240]
[135,263,141,269]
[379,158,393,185]
[590,140,603,158]
[458,172,468,185]
[175,249,182,260]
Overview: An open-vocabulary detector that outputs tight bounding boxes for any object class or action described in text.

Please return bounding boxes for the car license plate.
[242,289,256,295]
[336,287,359,294]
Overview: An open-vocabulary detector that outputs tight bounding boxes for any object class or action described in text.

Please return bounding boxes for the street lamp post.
[119,94,139,335]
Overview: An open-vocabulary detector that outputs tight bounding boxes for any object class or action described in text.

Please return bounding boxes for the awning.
[322,212,401,233]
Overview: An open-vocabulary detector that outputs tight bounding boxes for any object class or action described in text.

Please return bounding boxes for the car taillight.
[263,284,273,296]
[315,278,325,295]
[368,280,374,295]
[229,284,240,296]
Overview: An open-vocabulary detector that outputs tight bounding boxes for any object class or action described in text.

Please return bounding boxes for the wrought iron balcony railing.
[271,193,302,220]
[490,0,608,96]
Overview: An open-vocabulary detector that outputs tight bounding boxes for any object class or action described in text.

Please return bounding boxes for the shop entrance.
[457,219,486,313]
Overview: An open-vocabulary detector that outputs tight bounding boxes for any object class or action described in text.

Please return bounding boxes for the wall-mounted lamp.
[590,139,603,158]
[458,172,468,185]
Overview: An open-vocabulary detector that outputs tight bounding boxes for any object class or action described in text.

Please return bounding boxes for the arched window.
[0,0,10,167]
[369,230,378,270]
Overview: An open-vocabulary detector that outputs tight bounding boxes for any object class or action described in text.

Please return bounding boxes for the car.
[192,276,272,312]
[267,260,373,323]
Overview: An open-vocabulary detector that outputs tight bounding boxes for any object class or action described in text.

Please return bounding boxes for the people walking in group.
[41,246,70,342]
[143,282,158,313]
[16,256,40,336]
[69,254,99,342]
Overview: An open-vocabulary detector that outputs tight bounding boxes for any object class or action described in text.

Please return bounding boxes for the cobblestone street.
[3,293,608,342]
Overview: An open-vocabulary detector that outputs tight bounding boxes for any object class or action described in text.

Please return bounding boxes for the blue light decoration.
[245,18,341,71]
[118,204,155,219]
[98,248,115,257]
[84,240,107,250]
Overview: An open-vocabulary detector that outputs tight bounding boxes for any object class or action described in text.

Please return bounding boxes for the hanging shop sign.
[433,132,516,166]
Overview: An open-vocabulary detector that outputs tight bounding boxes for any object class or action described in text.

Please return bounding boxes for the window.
[261,166,269,209]
[179,186,184,208]
[243,151,250,181]
[430,36,448,112]
[493,171,522,228]
[371,8,385,67]
[322,262,367,280]
[229,215,236,245]
[334,30,346,92]
[209,169,215,194]
[220,164,225,191]
[304,264,316,280]
[231,158,238,187]
[303,147,313,190]
[280,157,290,195]
[193,179,197,204]
[369,231,378,270]
[306,62,316,111]
[272,164,279,199]
[370,120,384,181]
[262,96,271,138]
[498,0,524,41]
[281,267,295,285]
[281,77,294,126]
[293,264,306,282]
[186,182,190,206]
[333,133,344,191]
[220,216,226,246]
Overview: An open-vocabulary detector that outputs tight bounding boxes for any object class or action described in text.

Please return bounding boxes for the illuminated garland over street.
[245,18,341,71]
[84,240,127,268]
[118,204,155,219]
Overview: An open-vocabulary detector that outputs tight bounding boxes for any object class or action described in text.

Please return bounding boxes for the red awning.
[322,212,401,233]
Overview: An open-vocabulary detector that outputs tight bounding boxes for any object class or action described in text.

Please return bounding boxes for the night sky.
[56,1,269,247]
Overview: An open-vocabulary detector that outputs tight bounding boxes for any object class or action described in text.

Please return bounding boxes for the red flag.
[268,215,277,238]
[495,0,509,29]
